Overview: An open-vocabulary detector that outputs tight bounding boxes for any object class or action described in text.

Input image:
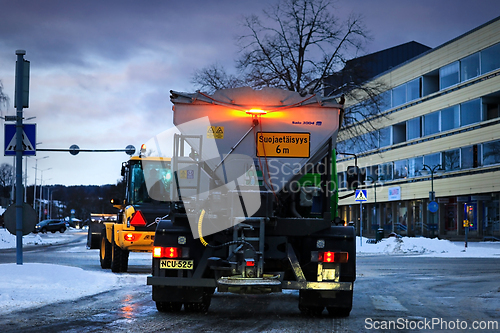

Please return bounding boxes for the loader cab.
[125,156,173,205]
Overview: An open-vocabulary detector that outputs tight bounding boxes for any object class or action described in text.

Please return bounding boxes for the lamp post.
[32,156,49,209]
[365,175,384,239]
[38,167,52,221]
[419,164,444,236]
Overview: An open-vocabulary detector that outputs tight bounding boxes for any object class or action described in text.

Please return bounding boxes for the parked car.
[34,219,66,233]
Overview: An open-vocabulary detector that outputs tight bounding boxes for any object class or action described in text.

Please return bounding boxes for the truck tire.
[100,229,112,269]
[156,301,182,312]
[87,222,102,249]
[326,290,353,317]
[111,239,129,273]
[184,296,211,313]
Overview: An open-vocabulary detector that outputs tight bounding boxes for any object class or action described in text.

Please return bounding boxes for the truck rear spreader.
[147,87,356,316]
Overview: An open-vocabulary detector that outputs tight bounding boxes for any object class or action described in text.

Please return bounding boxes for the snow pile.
[0,263,144,315]
[0,228,81,249]
[356,236,500,257]
[0,263,116,314]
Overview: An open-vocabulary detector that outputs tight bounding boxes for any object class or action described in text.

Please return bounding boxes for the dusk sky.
[1,0,500,186]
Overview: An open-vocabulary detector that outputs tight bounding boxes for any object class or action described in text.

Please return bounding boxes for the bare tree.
[191,0,388,151]
[191,63,244,93]
[236,0,368,95]
[0,80,9,113]
[0,163,14,198]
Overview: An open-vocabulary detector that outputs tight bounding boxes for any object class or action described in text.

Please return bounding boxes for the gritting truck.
[146,87,357,316]
[87,155,172,272]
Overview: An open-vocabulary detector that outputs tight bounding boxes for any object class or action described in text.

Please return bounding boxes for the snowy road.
[0,229,499,332]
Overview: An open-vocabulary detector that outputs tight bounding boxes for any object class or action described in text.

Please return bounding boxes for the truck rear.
[146,87,355,316]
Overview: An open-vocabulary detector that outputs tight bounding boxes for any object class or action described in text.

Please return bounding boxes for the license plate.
[160,259,194,270]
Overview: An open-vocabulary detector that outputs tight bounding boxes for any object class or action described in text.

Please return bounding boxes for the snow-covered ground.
[0,228,499,315]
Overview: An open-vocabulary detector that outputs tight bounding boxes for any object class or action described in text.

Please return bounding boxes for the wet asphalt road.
[1,232,499,332]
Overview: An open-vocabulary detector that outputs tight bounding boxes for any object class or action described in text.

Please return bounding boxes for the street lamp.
[419,164,444,236]
[364,175,385,234]
[32,155,49,208]
[38,167,52,221]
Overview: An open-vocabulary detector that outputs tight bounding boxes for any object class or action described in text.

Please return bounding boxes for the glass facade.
[440,61,459,89]
[460,99,482,126]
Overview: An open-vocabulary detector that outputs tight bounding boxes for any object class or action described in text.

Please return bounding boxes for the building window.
[392,122,406,144]
[424,153,441,168]
[481,42,500,74]
[394,159,408,179]
[392,84,406,107]
[443,149,460,171]
[378,127,391,148]
[379,162,393,180]
[483,99,500,121]
[408,156,423,177]
[406,78,421,102]
[379,90,392,112]
[440,105,460,131]
[461,145,481,169]
[440,61,459,89]
[460,99,481,126]
[483,140,500,166]
[337,172,347,189]
[460,53,480,82]
[424,111,440,136]
[407,117,422,140]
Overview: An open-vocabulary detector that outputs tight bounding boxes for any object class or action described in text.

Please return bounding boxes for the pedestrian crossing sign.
[355,189,367,202]
[4,123,36,156]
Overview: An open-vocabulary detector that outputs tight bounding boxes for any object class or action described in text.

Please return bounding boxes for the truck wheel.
[298,304,324,316]
[326,290,353,317]
[111,240,129,273]
[156,301,182,312]
[184,295,211,313]
[100,229,112,269]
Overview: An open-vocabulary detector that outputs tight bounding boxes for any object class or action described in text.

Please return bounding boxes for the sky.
[1,227,499,314]
[1,0,500,186]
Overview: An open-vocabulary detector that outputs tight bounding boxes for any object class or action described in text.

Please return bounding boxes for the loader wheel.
[100,229,112,269]
[111,239,129,273]
[156,301,182,312]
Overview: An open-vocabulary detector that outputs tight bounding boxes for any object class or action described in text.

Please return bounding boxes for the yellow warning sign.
[207,126,224,139]
[256,132,310,158]
[179,170,187,179]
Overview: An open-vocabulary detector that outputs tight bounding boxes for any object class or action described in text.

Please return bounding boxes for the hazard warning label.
[207,126,224,139]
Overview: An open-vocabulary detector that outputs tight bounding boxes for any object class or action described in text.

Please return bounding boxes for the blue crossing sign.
[4,123,36,156]
[355,189,368,202]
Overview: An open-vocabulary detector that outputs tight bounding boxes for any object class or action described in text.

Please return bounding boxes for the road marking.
[371,295,408,311]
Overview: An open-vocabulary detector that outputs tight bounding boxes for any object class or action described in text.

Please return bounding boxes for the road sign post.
[14,50,29,265]
[355,189,367,247]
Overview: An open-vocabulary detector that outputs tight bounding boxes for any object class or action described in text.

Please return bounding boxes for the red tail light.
[124,233,138,242]
[153,246,181,258]
[130,210,147,227]
[318,251,348,263]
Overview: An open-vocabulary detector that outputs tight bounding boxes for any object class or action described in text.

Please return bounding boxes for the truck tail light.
[153,247,182,258]
[124,233,138,241]
[318,251,348,263]
[130,210,147,227]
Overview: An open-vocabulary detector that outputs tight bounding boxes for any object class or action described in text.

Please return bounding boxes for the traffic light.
[346,166,360,190]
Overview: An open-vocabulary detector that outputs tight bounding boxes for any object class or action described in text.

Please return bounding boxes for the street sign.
[3,203,38,236]
[428,201,438,213]
[355,189,367,202]
[4,123,36,156]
